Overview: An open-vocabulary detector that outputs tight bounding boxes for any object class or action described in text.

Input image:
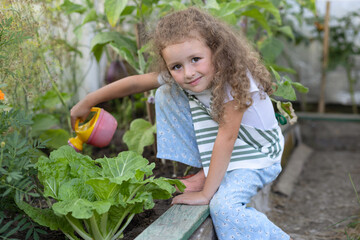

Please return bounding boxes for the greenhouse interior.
[1,0,360,239]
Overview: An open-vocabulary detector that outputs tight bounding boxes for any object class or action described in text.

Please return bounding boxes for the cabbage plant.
[17,146,185,240]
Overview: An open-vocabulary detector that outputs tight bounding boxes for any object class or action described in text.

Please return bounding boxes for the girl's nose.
[184,65,195,79]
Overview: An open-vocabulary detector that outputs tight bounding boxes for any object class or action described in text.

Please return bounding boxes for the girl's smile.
[162,38,214,93]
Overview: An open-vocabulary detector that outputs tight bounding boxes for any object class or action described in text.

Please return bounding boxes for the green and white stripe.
[188,95,284,176]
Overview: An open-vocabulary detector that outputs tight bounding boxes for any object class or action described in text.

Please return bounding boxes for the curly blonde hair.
[150,7,273,123]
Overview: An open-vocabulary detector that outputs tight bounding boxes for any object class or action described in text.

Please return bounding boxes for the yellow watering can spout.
[68,136,84,152]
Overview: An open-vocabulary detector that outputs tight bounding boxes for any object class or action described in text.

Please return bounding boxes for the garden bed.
[268,113,360,239]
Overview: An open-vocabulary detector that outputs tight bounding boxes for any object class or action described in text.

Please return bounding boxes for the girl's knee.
[210,194,242,217]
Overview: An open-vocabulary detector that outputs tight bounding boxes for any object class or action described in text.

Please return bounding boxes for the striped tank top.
[187,93,284,176]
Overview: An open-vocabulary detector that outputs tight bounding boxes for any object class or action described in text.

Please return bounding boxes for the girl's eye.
[192,57,201,63]
[172,64,182,70]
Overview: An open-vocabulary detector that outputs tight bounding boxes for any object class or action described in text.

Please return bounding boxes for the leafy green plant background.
[1,0,359,239]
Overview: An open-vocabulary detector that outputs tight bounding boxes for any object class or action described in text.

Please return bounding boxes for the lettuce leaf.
[28,146,185,240]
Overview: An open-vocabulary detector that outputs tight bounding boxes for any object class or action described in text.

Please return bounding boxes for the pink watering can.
[68,107,118,152]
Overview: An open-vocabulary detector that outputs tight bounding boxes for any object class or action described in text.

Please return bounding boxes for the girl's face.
[162,38,214,93]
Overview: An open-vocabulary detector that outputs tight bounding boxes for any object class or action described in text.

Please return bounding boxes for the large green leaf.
[16,200,75,236]
[82,9,98,25]
[67,153,101,180]
[52,199,112,219]
[39,129,70,149]
[86,177,122,201]
[90,32,136,62]
[204,0,220,10]
[42,177,59,199]
[58,178,95,201]
[31,114,59,137]
[259,37,284,63]
[61,0,86,15]
[110,43,139,71]
[267,63,296,74]
[276,26,294,41]
[143,178,176,200]
[105,0,129,27]
[127,191,154,213]
[273,78,297,101]
[242,8,272,36]
[291,82,309,94]
[96,151,154,180]
[37,155,70,191]
[123,119,156,154]
[214,1,255,17]
[34,90,70,110]
[37,146,99,197]
[253,0,281,24]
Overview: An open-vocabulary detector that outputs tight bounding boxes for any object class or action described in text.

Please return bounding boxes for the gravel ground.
[268,118,360,240]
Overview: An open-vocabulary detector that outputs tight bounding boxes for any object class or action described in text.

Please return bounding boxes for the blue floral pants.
[155,83,290,240]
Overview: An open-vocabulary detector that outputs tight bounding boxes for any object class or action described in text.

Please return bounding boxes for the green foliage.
[31,89,72,149]
[64,0,311,125]
[105,0,129,27]
[327,11,360,113]
[0,108,46,201]
[269,66,308,124]
[123,119,156,154]
[19,146,185,240]
[0,211,48,240]
[0,100,50,240]
[271,67,309,101]
[1,1,86,142]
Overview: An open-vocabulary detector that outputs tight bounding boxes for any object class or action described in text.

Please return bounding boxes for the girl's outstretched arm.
[172,100,245,205]
[70,72,160,129]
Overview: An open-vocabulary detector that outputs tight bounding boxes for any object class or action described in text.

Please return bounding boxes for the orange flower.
[0,90,4,100]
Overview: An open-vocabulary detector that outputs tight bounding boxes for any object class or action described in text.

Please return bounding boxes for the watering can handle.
[74,107,101,129]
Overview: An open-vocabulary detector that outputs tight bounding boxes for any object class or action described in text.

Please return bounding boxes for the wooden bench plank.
[135,205,210,240]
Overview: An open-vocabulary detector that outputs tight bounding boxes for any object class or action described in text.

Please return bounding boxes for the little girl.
[71,7,290,240]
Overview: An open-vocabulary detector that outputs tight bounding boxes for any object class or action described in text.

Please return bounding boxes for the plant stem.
[349,173,360,206]
[90,215,104,240]
[31,17,72,133]
[64,232,79,240]
[109,206,134,238]
[65,215,93,240]
[0,146,3,168]
[100,212,108,238]
[111,213,136,240]
[345,66,358,114]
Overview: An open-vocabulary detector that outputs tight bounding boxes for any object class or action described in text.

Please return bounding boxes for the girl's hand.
[70,99,92,130]
[171,191,210,205]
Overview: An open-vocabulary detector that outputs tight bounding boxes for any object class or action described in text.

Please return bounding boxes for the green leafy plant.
[0,108,45,201]
[123,119,156,155]
[327,11,360,114]
[31,89,72,150]
[17,146,185,240]
[0,86,50,240]
[270,67,309,124]
[0,210,48,240]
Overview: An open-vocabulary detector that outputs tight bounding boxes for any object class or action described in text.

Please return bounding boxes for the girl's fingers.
[171,192,209,205]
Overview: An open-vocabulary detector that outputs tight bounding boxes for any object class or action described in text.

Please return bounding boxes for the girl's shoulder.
[246,70,260,93]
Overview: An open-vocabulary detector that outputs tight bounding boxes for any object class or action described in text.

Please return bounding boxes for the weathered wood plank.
[135,205,210,240]
[274,143,313,196]
[297,112,360,122]
[188,217,217,240]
